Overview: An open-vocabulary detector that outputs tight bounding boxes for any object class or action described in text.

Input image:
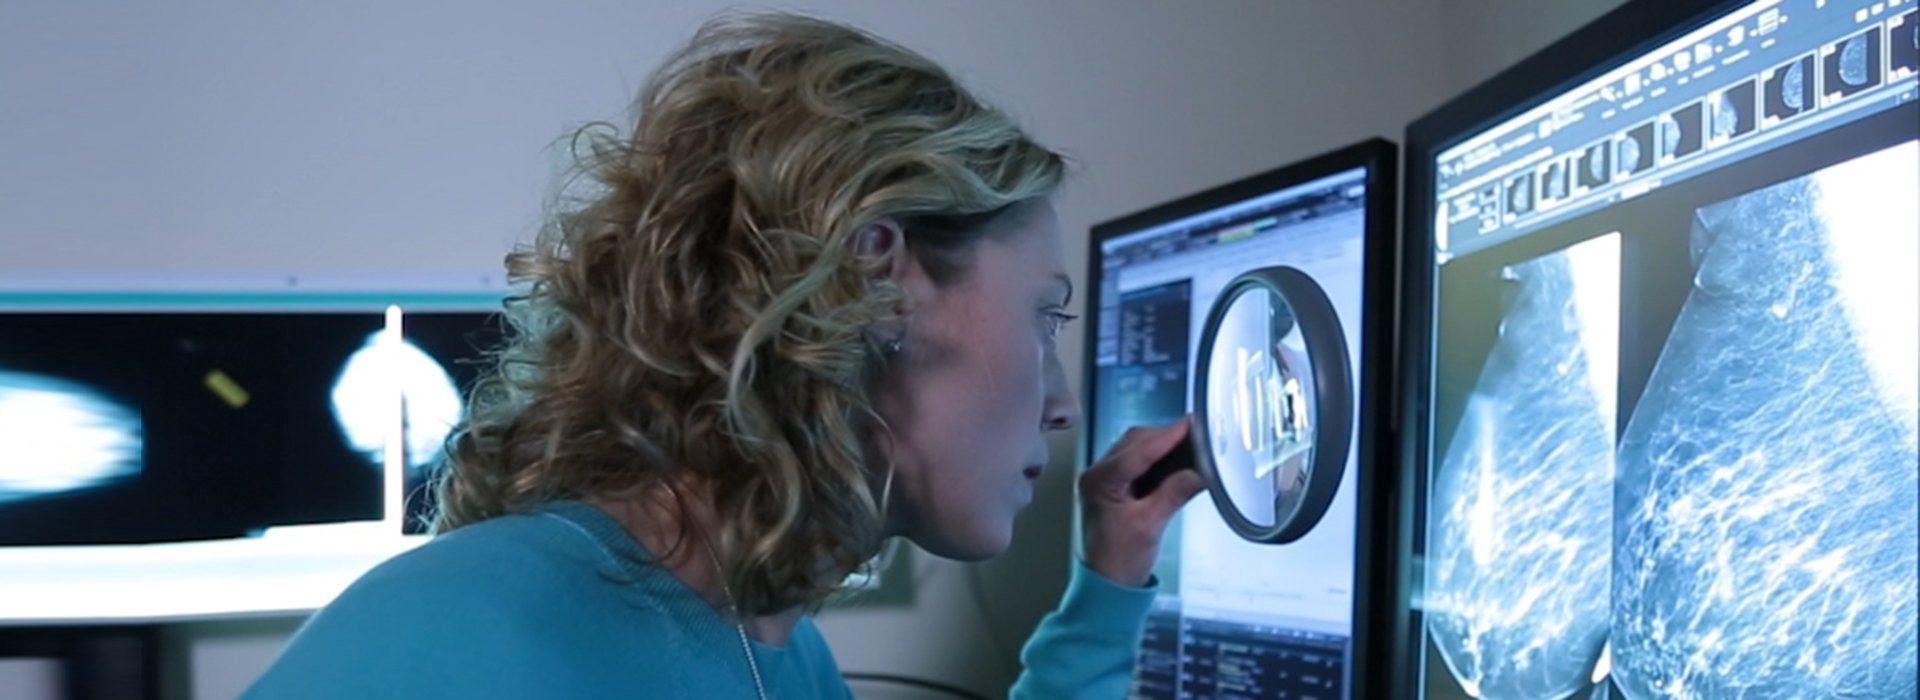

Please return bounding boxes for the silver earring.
[883,339,904,355]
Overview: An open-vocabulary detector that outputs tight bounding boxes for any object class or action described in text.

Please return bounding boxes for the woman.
[247,11,1202,699]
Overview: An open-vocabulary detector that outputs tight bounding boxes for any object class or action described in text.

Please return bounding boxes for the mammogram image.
[1426,234,1620,700]
[0,371,141,504]
[1429,141,1919,700]
[1611,142,1919,699]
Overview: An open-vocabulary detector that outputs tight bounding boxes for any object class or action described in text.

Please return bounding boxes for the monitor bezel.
[1394,0,1764,692]
[1084,137,1399,699]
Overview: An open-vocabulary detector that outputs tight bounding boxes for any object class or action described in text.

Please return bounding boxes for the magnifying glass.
[1131,266,1354,544]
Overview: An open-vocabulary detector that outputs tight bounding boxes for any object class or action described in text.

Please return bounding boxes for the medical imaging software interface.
[1093,169,1369,699]
[1416,0,1918,698]
[0,308,500,545]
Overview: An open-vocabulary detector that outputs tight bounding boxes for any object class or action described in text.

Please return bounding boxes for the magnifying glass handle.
[1131,433,1197,499]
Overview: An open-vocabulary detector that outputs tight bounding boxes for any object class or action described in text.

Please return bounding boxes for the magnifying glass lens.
[1204,286,1316,529]
[1191,266,1352,544]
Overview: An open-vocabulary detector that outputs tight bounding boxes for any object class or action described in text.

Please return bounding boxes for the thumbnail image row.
[1492,12,1917,225]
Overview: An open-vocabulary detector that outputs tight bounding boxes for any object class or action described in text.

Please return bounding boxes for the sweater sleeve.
[1009,559,1158,700]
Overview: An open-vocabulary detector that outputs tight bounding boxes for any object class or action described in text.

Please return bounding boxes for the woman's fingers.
[1148,468,1207,520]
[1091,417,1190,485]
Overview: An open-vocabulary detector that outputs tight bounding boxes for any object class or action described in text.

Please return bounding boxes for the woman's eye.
[1044,311,1079,340]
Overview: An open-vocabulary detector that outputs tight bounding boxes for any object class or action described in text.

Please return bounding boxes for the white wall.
[2,0,1620,697]
[1440,0,1631,91]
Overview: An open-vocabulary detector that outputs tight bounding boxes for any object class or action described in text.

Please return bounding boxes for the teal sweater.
[244,501,1154,699]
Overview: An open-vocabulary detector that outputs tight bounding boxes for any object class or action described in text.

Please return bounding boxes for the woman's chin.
[911,521,1014,562]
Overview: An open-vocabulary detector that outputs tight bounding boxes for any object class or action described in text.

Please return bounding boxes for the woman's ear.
[854,218,921,356]
[852,218,912,283]
[854,216,937,311]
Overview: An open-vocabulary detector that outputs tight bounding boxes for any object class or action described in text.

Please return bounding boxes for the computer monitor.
[1087,139,1398,699]
[1398,0,1918,697]
[0,290,501,622]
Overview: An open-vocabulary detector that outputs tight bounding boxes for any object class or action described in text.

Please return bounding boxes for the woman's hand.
[1078,417,1207,587]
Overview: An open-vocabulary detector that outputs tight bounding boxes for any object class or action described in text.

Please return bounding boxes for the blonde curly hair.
[433,11,1066,614]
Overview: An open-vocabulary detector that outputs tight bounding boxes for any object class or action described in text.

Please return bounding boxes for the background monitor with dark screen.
[1397,0,1918,697]
[0,308,499,544]
[1086,139,1398,700]
[0,292,502,623]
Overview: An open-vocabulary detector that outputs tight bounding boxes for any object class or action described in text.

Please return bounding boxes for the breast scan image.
[1425,234,1620,700]
[1427,142,1918,699]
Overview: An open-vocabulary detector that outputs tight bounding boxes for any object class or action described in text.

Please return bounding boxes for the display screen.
[1413,0,1918,697]
[0,308,499,544]
[1092,165,1375,699]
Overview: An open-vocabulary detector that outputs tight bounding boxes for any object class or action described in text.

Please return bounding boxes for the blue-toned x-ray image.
[0,371,142,504]
[1426,234,1620,700]
[1709,81,1757,146]
[1611,142,1918,699]
[1839,32,1870,85]
[1428,142,1919,700]
[1658,117,1682,160]
[329,330,465,475]
[1822,28,1882,102]
[1782,61,1805,111]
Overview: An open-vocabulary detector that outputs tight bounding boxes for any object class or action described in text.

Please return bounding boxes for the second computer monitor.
[1086,139,1398,700]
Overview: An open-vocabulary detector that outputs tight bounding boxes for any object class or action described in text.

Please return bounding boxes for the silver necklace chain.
[702,537,770,700]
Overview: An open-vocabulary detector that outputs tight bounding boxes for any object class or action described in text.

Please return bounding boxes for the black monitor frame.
[1393,0,1791,692]
[1085,137,1399,699]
